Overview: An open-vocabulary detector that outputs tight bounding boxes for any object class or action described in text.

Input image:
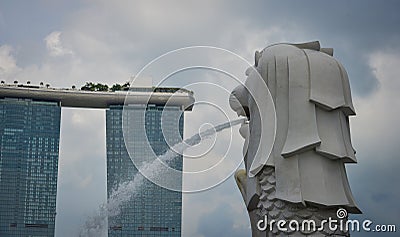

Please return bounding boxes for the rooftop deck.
[0,84,194,110]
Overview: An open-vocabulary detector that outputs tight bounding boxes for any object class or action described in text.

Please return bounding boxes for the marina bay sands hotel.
[0,83,194,237]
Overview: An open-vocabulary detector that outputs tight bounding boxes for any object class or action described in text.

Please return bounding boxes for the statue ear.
[320,48,334,56]
[291,41,321,51]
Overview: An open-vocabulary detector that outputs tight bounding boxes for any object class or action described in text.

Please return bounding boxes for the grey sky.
[1,1,399,236]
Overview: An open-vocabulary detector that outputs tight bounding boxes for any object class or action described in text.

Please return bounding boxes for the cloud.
[196,203,247,237]
[346,50,400,235]
[0,9,4,28]
[1,1,400,236]
[183,177,250,237]
[44,31,74,57]
[0,45,21,79]
[224,1,400,96]
[57,108,107,237]
[352,50,400,156]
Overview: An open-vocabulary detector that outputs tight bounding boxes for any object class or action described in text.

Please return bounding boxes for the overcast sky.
[1,1,399,236]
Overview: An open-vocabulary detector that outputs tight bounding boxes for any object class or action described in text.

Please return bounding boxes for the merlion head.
[230,41,356,176]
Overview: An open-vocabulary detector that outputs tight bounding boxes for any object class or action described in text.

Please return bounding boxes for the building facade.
[0,84,193,236]
[0,98,61,237]
[106,104,183,237]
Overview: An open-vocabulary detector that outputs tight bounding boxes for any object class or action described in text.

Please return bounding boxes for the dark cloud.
[0,1,399,236]
[0,1,84,66]
[56,109,107,237]
[348,155,400,225]
[222,0,400,96]
[196,201,249,237]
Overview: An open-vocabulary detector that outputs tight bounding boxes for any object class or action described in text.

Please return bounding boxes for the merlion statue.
[230,41,361,236]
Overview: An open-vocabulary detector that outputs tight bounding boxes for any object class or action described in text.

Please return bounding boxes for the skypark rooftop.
[0,84,194,110]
